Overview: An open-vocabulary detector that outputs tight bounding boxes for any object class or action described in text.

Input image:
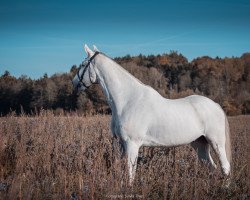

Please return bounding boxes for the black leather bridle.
[76,51,99,89]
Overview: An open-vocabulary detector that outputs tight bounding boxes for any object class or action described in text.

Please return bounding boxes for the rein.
[77,51,99,89]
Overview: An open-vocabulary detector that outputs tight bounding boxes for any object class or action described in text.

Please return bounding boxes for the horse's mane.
[98,52,147,87]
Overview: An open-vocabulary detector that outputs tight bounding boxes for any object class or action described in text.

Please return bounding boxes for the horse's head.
[72,44,100,91]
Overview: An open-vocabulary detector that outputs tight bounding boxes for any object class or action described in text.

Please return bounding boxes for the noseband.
[77,51,99,89]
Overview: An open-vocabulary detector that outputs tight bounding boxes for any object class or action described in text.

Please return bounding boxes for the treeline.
[0,51,249,116]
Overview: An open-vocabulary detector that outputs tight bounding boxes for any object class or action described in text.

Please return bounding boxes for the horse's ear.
[93,45,100,52]
[84,44,94,57]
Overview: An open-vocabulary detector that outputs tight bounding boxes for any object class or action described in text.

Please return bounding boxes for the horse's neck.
[95,55,143,115]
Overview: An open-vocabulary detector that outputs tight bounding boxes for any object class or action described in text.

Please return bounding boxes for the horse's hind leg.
[206,144,217,168]
[207,137,230,176]
[191,136,217,168]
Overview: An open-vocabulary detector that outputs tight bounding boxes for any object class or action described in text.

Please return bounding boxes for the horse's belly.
[144,126,202,147]
[143,113,204,147]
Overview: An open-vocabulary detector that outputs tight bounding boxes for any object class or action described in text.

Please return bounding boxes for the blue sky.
[0,0,249,78]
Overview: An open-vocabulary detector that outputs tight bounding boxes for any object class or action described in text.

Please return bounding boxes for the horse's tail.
[225,114,232,167]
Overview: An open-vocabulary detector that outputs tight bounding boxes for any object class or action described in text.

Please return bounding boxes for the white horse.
[72,45,231,184]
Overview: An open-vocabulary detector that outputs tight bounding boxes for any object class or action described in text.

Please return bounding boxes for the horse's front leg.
[125,140,140,185]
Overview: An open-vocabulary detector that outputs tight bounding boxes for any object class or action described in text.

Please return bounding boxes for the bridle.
[76,51,99,89]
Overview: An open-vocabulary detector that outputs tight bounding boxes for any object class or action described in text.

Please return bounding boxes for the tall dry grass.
[0,112,249,199]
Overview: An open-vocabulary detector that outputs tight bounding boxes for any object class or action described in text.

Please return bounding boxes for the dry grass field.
[0,112,249,199]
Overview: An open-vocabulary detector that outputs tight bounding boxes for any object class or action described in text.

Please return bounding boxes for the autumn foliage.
[0,52,249,115]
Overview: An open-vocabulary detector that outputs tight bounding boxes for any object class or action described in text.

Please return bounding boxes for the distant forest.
[0,51,250,116]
